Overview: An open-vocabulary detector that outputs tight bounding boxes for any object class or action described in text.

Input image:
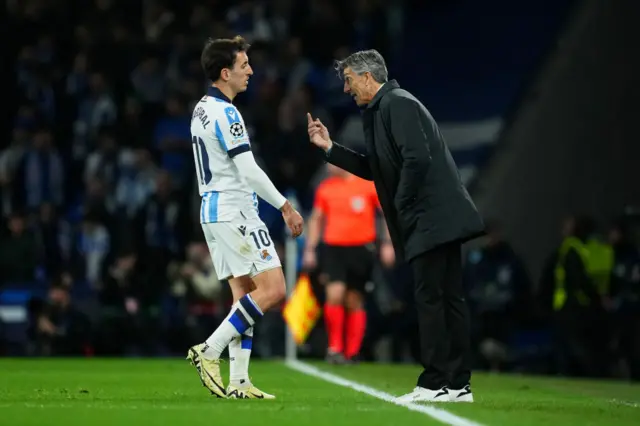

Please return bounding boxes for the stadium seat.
[0,282,47,355]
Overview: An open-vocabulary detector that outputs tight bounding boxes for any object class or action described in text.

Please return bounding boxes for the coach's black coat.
[326,80,485,262]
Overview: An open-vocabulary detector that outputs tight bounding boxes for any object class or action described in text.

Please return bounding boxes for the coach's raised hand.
[280,200,304,238]
[307,113,332,153]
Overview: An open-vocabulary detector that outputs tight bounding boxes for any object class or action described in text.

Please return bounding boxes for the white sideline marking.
[286,360,484,426]
[609,399,639,408]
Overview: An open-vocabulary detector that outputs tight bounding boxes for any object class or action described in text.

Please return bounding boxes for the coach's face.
[227,51,253,93]
[343,67,373,106]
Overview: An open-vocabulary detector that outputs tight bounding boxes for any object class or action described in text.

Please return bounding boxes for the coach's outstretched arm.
[307,113,373,180]
[388,98,432,214]
[326,143,373,181]
[232,151,304,236]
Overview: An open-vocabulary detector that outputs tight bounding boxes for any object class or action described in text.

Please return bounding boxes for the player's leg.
[186,224,233,398]
[240,264,286,311]
[227,276,255,390]
[222,268,283,400]
[203,262,270,360]
[201,218,282,399]
[224,225,284,400]
[322,246,348,362]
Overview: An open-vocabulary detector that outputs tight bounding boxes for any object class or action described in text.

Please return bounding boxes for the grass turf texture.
[0,359,638,426]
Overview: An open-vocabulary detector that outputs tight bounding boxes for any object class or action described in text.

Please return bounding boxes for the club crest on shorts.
[260,249,272,261]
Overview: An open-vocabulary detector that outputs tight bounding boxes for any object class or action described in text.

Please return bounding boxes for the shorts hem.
[249,264,282,278]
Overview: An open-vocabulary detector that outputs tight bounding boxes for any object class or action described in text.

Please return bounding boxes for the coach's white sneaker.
[448,385,474,402]
[395,386,450,403]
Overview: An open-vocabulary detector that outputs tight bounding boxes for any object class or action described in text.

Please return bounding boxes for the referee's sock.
[324,304,345,353]
[345,309,366,359]
[203,294,263,360]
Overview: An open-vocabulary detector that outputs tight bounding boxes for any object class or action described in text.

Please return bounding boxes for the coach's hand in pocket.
[281,200,304,237]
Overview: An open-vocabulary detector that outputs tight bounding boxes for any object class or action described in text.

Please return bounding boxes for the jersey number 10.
[250,229,272,249]
[193,136,212,185]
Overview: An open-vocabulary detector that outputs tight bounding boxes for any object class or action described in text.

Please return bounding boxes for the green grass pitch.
[0,359,638,425]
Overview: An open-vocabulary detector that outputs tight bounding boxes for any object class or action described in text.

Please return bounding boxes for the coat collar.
[365,79,400,109]
[207,86,232,103]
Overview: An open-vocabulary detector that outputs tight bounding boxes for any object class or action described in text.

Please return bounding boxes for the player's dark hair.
[201,36,251,82]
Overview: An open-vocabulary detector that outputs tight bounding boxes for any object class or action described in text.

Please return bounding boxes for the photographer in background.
[31,280,91,356]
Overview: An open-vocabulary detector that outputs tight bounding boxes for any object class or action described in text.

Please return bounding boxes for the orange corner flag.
[283,273,321,345]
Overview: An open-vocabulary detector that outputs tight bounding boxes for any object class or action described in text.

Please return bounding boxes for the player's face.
[229,51,253,94]
[342,67,372,106]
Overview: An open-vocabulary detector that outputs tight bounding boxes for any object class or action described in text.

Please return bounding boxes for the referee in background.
[307,49,484,403]
[303,163,394,364]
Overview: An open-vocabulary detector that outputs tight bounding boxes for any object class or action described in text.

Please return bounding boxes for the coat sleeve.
[388,97,432,212]
[326,142,373,181]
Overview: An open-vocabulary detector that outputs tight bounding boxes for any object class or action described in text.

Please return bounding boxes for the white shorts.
[202,217,281,280]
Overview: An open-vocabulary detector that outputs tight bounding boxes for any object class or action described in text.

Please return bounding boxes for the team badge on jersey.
[260,249,272,261]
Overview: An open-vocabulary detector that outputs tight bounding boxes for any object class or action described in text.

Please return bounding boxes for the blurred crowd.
[461,212,640,381]
[2,0,400,354]
[2,0,639,382]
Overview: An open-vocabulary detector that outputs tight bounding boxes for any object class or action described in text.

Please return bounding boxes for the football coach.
[307,49,485,403]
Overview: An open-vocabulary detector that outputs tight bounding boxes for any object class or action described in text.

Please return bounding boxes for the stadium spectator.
[463,221,532,372]
[0,210,39,284]
[548,215,606,377]
[608,219,640,381]
[31,281,91,356]
[12,127,64,213]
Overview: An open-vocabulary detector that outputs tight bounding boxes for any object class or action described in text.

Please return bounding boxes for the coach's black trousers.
[409,241,471,390]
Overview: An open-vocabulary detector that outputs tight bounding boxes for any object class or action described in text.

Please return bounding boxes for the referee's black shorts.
[321,244,375,291]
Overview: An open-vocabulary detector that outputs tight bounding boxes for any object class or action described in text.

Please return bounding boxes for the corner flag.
[283,273,321,345]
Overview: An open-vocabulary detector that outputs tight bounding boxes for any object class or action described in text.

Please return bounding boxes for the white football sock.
[229,327,253,387]
[203,295,262,361]
[203,319,239,360]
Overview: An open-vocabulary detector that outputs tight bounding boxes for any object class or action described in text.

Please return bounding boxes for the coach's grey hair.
[334,49,388,83]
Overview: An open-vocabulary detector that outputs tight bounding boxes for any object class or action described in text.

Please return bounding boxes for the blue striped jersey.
[190,86,259,223]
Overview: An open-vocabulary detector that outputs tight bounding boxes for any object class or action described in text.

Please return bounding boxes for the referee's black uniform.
[327,80,485,392]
